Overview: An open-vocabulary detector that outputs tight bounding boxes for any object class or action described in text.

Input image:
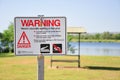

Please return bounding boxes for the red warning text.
[21,19,60,27]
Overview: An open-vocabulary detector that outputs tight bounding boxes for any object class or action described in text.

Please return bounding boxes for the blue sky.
[0,0,120,33]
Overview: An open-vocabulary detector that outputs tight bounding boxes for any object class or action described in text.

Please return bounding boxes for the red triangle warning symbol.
[17,31,31,48]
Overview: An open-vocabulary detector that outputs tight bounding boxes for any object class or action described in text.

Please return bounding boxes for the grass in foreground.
[0,53,120,80]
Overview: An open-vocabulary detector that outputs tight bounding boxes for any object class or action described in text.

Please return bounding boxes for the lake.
[67,42,120,56]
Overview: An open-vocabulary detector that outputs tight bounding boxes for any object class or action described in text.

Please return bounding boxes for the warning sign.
[14,17,66,56]
[17,31,31,48]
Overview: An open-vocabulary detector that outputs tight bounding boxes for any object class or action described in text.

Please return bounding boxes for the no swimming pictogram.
[17,31,31,48]
[53,44,62,53]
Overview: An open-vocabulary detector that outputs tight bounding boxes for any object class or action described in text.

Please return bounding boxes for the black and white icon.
[53,44,62,53]
[40,44,50,53]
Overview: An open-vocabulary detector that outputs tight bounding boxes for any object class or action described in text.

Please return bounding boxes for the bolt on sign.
[14,17,66,56]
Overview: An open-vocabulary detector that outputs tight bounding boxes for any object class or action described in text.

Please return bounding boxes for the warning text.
[21,19,60,27]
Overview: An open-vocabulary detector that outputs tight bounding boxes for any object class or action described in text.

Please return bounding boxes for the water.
[67,42,120,56]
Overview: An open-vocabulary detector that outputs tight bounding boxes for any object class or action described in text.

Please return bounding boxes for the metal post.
[78,33,80,68]
[37,15,44,80]
[37,56,44,80]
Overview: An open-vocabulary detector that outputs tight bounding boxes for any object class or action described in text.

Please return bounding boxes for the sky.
[0,0,120,33]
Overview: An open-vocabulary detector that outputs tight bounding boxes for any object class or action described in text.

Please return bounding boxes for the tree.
[0,32,2,39]
[101,32,111,39]
[94,33,101,40]
[115,33,120,40]
[67,34,75,54]
[67,34,73,42]
[2,23,14,53]
[0,32,3,53]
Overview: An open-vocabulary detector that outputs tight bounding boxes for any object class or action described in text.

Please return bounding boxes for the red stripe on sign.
[53,44,62,53]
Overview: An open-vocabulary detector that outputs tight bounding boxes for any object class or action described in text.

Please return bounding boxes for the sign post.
[37,55,44,80]
[14,16,66,80]
[37,15,44,80]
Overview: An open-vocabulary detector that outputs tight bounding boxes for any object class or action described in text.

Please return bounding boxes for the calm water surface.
[67,42,120,56]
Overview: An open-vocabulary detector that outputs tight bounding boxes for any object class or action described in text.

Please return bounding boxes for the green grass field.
[0,53,120,80]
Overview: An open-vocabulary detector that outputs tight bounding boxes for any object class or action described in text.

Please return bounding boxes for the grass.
[0,53,120,80]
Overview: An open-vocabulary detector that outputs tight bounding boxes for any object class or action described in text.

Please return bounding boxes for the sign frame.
[14,16,67,56]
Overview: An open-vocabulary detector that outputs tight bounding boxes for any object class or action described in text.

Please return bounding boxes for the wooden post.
[51,56,52,68]
[78,33,80,68]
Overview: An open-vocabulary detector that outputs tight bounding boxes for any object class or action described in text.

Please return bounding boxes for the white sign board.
[14,17,66,56]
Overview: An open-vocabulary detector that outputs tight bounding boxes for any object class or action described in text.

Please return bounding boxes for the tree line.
[80,32,120,40]
[68,32,120,42]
